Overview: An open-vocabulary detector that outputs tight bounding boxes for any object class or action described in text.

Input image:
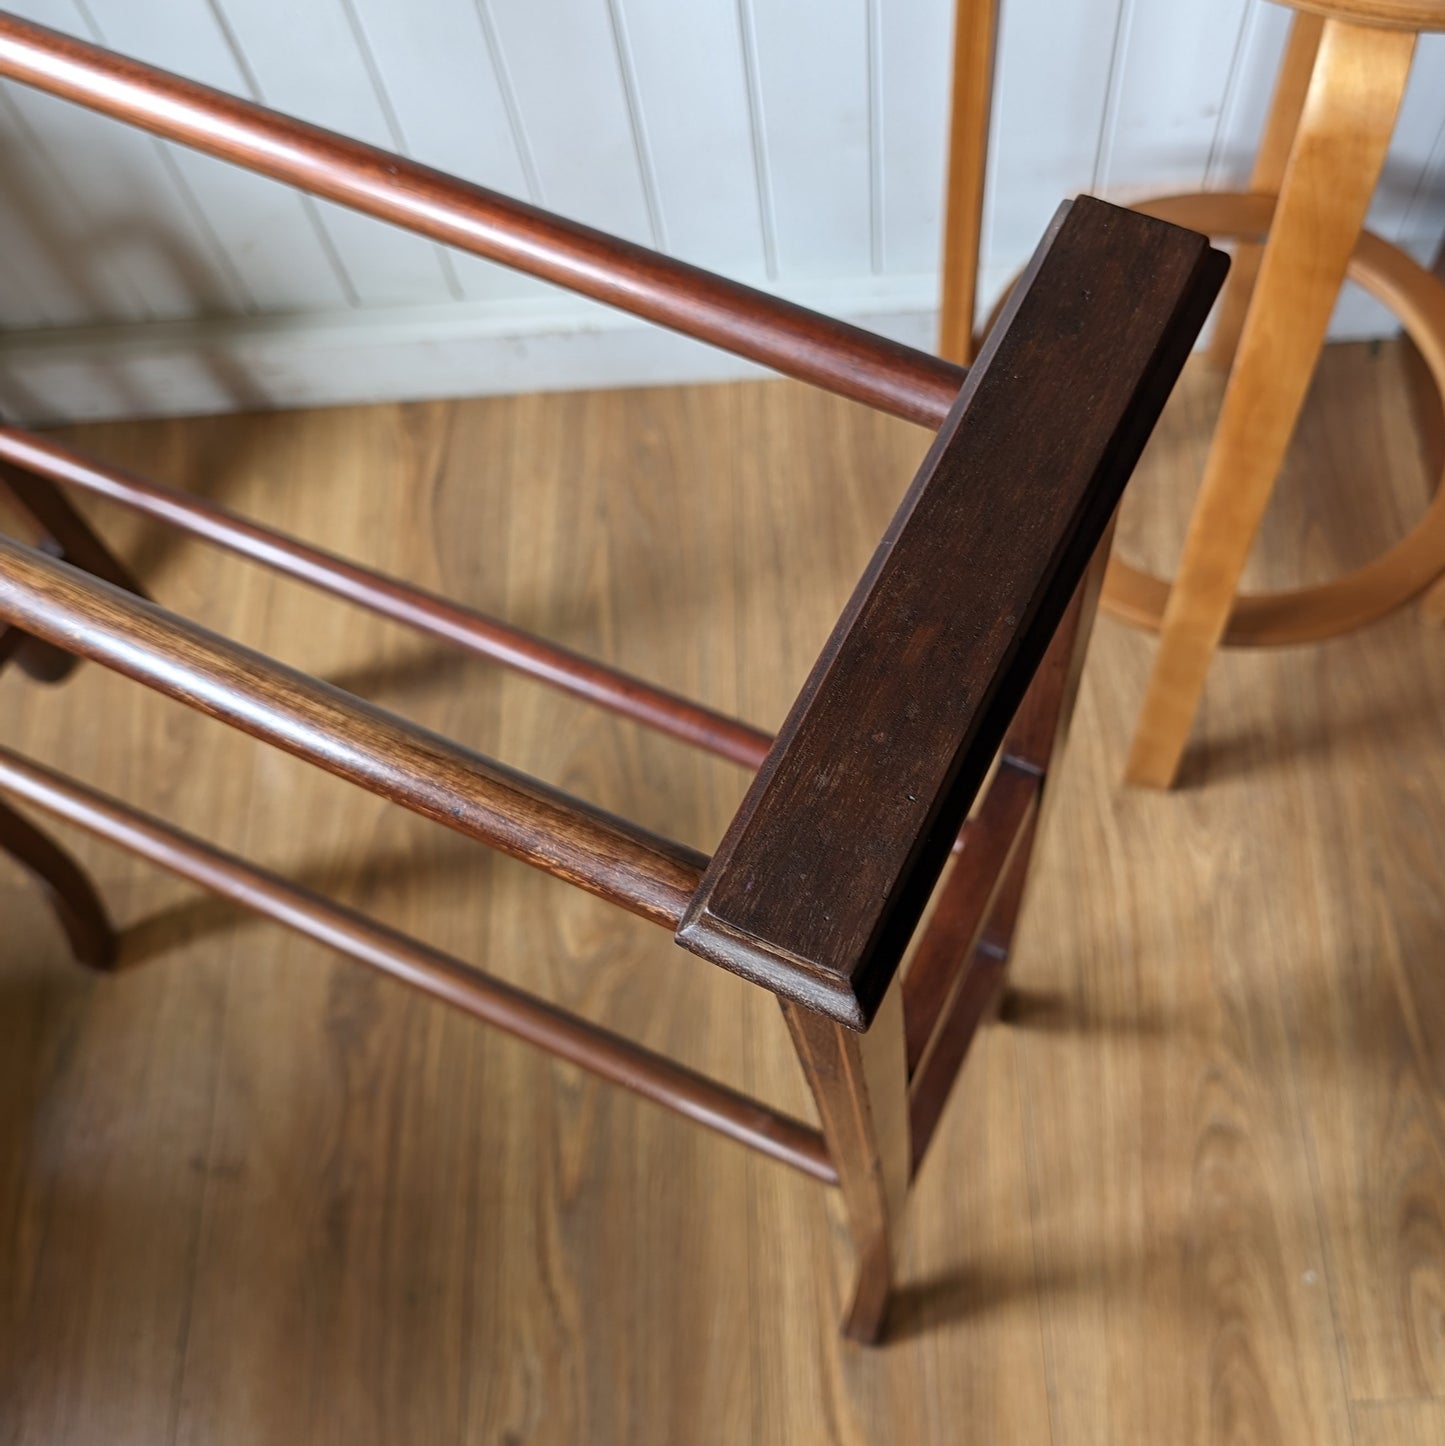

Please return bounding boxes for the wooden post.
[781,983,911,1342]
[937,0,998,364]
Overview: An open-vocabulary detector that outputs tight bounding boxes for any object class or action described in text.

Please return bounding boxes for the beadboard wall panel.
[0,0,1438,422]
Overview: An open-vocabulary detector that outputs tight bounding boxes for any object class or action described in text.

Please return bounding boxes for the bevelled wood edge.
[676,198,1228,1029]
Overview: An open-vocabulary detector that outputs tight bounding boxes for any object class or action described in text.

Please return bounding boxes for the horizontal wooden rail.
[0,746,834,1184]
[0,14,966,429]
[0,535,706,928]
[0,427,772,769]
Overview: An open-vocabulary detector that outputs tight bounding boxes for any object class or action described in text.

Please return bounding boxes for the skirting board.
[0,263,1398,427]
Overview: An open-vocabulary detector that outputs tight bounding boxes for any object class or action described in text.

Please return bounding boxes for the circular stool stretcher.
[1101,190,1445,646]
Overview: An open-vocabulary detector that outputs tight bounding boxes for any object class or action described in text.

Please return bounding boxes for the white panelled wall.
[0,0,1440,422]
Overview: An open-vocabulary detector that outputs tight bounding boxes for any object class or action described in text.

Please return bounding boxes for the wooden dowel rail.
[0,426,773,769]
[0,13,966,429]
[0,534,707,928]
[0,745,835,1185]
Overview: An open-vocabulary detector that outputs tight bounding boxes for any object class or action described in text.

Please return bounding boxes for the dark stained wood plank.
[677,198,1227,1026]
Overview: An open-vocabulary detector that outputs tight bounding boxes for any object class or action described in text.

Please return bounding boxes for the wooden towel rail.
[0,533,707,929]
[0,13,966,429]
[0,425,774,768]
[0,10,1227,1343]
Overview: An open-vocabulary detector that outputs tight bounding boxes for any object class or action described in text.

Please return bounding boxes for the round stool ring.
[987,191,1445,647]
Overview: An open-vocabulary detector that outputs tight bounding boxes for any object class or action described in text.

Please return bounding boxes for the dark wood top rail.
[0,426,773,769]
[0,534,707,928]
[0,746,834,1184]
[0,13,965,429]
[677,198,1228,1027]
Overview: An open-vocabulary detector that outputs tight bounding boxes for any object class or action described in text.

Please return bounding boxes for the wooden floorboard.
[1,342,1442,1443]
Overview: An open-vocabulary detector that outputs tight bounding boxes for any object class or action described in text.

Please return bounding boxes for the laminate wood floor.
[1,341,1442,1444]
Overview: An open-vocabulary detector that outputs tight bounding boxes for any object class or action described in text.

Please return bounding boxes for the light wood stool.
[1099,1,1445,787]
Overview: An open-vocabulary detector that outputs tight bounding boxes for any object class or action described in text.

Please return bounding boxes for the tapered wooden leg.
[1125,19,1416,789]
[0,796,117,970]
[937,0,998,364]
[782,982,909,1343]
[1207,10,1323,371]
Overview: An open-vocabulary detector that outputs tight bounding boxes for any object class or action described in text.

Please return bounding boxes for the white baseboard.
[0,274,944,426]
[0,262,1401,427]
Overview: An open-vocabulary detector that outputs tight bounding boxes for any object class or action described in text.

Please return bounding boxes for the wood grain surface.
[2,346,1443,1442]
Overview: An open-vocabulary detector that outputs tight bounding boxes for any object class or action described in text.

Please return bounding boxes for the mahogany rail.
[0,426,772,768]
[0,13,965,429]
[0,745,834,1184]
[0,534,707,928]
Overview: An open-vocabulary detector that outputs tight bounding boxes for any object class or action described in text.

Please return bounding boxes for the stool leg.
[1207,10,1323,371]
[782,981,910,1343]
[1125,18,1416,789]
[938,0,998,364]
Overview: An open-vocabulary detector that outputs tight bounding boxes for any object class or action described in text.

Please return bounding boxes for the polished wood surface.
[0,12,966,430]
[680,199,1225,1026]
[1124,17,1418,787]
[2,356,1442,1436]
[0,534,708,929]
[782,983,911,1343]
[937,0,998,365]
